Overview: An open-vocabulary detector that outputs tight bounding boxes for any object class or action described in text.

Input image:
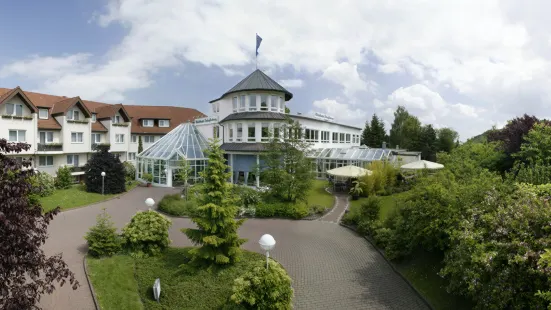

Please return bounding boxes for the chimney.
[382,142,386,149]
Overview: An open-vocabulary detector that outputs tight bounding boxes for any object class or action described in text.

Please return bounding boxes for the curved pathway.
[40,187,428,310]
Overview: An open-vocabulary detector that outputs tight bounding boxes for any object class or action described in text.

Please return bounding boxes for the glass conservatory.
[308,146,393,179]
[136,123,209,187]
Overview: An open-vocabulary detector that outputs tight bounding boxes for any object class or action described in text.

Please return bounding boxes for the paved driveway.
[40,187,428,310]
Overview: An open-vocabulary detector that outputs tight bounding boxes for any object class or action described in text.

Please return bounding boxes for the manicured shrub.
[231,259,293,310]
[122,210,172,257]
[30,172,55,197]
[55,166,73,189]
[84,146,126,194]
[84,209,121,257]
[123,161,136,182]
[158,194,198,216]
[142,173,153,183]
[356,197,381,235]
[233,186,261,208]
[255,201,309,219]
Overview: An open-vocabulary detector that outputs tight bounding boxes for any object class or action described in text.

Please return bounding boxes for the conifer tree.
[138,136,143,154]
[182,139,246,266]
[360,120,371,146]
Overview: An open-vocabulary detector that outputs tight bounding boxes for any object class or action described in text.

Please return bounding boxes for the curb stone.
[83,256,101,310]
[339,222,435,310]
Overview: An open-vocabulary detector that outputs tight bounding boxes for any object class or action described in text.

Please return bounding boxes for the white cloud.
[0,54,93,79]
[279,79,304,88]
[311,98,367,126]
[322,62,376,97]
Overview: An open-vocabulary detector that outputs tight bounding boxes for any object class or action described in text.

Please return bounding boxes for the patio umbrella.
[400,160,444,170]
[327,165,372,178]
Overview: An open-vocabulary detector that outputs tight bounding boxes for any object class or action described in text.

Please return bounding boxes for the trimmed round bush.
[122,210,172,257]
[231,259,293,309]
[85,209,121,257]
[158,194,198,216]
[255,201,308,219]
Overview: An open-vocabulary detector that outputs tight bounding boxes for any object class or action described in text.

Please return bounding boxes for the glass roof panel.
[310,147,393,161]
[138,122,209,160]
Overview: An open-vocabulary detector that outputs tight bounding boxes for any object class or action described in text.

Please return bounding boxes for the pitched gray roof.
[220,143,268,152]
[210,69,293,103]
[220,111,288,123]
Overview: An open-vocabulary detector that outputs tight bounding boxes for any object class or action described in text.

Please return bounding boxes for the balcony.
[37,143,63,152]
[91,143,111,151]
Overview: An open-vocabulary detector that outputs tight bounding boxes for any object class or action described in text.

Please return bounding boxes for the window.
[248,123,256,142]
[279,97,284,112]
[159,120,170,127]
[91,133,101,143]
[236,123,243,141]
[229,127,234,141]
[39,156,53,167]
[260,95,268,111]
[332,132,339,143]
[144,136,155,143]
[304,129,319,142]
[6,103,23,116]
[339,133,345,143]
[128,152,136,160]
[67,154,80,167]
[9,130,26,142]
[249,95,257,111]
[213,126,220,138]
[232,97,238,112]
[91,113,97,122]
[67,110,80,121]
[142,119,153,127]
[212,103,219,113]
[273,123,280,139]
[71,132,83,143]
[115,134,125,143]
[321,131,330,143]
[113,115,121,124]
[131,135,137,143]
[239,95,246,111]
[261,123,270,142]
[39,108,49,119]
[39,131,54,143]
[345,134,351,143]
[270,96,278,111]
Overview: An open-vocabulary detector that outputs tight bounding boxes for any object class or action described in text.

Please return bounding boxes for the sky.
[1,0,551,140]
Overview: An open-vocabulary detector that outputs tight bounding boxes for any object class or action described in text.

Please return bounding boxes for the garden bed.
[86,247,271,310]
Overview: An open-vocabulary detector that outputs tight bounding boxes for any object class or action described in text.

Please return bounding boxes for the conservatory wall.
[136,157,207,187]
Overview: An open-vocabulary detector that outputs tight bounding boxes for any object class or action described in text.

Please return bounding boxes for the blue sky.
[2,0,551,140]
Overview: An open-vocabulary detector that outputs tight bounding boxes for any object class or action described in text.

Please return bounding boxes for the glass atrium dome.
[136,122,209,187]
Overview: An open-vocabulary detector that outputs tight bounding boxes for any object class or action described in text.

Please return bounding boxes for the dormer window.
[6,103,23,116]
[92,113,97,122]
[159,120,170,127]
[39,108,49,119]
[67,110,80,121]
[113,115,121,124]
[142,119,153,127]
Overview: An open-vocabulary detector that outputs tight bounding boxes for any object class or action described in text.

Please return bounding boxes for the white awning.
[327,165,372,178]
[401,160,444,170]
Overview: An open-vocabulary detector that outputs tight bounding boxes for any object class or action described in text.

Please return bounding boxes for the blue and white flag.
[256,34,263,56]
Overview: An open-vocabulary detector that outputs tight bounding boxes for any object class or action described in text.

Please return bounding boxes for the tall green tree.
[515,122,551,165]
[389,106,411,148]
[138,136,143,154]
[419,125,437,161]
[401,115,422,151]
[360,120,371,146]
[262,119,314,202]
[368,114,386,148]
[182,139,246,266]
[437,127,459,153]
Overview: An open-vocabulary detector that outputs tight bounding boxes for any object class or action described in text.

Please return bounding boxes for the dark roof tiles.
[220,111,287,123]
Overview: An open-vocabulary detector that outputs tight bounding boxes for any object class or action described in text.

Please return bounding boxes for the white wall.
[62,113,92,153]
[210,91,287,123]
[1,96,37,154]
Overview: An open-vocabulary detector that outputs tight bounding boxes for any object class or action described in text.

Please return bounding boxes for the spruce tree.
[84,145,126,194]
[368,114,386,148]
[182,139,246,266]
[360,120,371,146]
[138,136,143,154]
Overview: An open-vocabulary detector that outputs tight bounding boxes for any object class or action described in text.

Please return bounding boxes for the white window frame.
[247,123,256,142]
[159,120,170,127]
[144,136,155,143]
[260,95,268,111]
[279,97,284,113]
[115,134,125,143]
[239,95,246,112]
[249,94,257,111]
[232,97,238,112]
[142,119,153,127]
[39,108,49,119]
[131,135,137,143]
[229,126,234,142]
[39,156,54,167]
[67,110,80,121]
[91,113,97,122]
[91,133,101,143]
[113,115,121,124]
[71,132,83,143]
[6,103,23,116]
[9,130,26,142]
[236,123,243,142]
[67,154,79,167]
[270,96,278,111]
[128,152,136,161]
[261,123,270,142]
[332,132,339,143]
[39,131,54,143]
[345,134,351,143]
[321,131,330,143]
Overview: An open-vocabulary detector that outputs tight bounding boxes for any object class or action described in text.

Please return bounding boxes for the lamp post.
[259,234,276,270]
[145,198,155,209]
[101,171,106,195]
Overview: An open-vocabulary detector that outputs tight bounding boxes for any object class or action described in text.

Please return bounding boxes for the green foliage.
[436,141,505,178]
[436,127,459,153]
[122,210,172,257]
[516,183,551,197]
[361,114,386,147]
[514,163,551,185]
[84,209,121,257]
[356,196,381,235]
[55,166,73,189]
[419,124,437,161]
[233,185,261,208]
[536,249,551,308]
[158,193,198,216]
[515,122,551,165]
[142,173,153,183]
[358,161,397,196]
[183,139,246,266]
[349,180,364,196]
[230,259,293,310]
[138,135,143,154]
[123,161,136,182]
[30,172,55,197]
[261,119,314,202]
[389,105,411,148]
[255,201,309,219]
[84,147,126,194]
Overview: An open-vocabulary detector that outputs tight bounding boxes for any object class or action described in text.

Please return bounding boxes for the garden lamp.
[101,171,106,195]
[259,234,276,270]
[145,198,155,209]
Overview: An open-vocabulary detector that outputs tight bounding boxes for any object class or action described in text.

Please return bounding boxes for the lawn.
[40,181,138,212]
[348,191,409,221]
[87,248,266,310]
[306,180,334,209]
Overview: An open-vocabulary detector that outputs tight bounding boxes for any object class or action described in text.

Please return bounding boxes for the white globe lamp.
[259,234,276,269]
[145,198,155,209]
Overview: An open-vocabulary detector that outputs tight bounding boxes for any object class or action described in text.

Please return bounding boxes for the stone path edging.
[82,256,101,310]
[339,222,434,310]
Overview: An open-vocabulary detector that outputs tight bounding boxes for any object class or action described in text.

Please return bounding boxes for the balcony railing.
[69,166,86,173]
[91,143,111,151]
[37,143,63,152]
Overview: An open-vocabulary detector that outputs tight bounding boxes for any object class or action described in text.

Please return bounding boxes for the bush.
[142,173,153,183]
[158,194,198,216]
[122,210,172,257]
[30,172,55,197]
[55,166,73,189]
[123,161,136,182]
[231,259,293,310]
[255,201,309,219]
[233,186,261,207]
[84,209,121,257]
[356,197,381,235]
[84,147,126,194]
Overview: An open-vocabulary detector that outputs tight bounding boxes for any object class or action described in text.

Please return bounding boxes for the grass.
[306,180,334,209]
[87,248,266,310]
[348,191,409,221]
[40,181,138,212]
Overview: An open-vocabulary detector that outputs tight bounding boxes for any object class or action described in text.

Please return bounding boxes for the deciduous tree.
[436,127,459,153]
